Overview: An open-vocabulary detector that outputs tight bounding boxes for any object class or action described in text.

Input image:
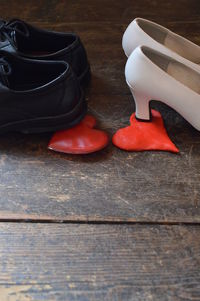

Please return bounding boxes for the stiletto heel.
[128,85,151,121]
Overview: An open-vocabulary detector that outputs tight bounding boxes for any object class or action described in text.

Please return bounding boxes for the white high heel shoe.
[122,18,200,72]
[125,46,200,130]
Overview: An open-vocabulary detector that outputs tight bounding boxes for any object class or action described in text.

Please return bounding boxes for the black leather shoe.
[0,19,91,88]
[0,50,87,134]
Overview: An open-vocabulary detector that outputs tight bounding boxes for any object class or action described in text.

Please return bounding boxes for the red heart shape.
[112,109,179,153]
[48,115,109,154]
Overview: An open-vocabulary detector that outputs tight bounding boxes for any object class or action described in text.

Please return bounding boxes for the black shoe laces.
[0,57,11,75]
[0,19,29,45]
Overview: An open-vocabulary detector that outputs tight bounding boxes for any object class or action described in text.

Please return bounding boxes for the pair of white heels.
[123,18,200,130]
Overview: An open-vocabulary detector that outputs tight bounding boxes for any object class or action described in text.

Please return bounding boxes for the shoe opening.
[142,46,200,94]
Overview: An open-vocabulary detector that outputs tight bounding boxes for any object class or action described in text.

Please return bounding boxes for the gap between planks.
[0,217,199,226]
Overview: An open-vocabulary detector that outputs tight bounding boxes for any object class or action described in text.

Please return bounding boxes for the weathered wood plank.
[0,223,199,301]
[1,0,200,24]
[0,94,199,223]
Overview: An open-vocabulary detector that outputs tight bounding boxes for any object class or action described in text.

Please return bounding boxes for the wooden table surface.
[0,0,200,300]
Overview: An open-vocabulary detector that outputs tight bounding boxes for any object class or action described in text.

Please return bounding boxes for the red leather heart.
[112,109,179,153]
[48,115,109,154]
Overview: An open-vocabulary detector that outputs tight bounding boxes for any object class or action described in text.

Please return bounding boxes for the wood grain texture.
[0,100,199,223]
[1,0,200,24]
[0,0,199,223]
[0,223,199,301]
[0,1,200,300]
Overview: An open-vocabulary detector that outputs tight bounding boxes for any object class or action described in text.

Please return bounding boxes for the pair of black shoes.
[0,19,90,133]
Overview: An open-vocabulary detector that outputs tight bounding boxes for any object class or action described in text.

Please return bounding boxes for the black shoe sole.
[79,64,91,89]
[0,91,87,134]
